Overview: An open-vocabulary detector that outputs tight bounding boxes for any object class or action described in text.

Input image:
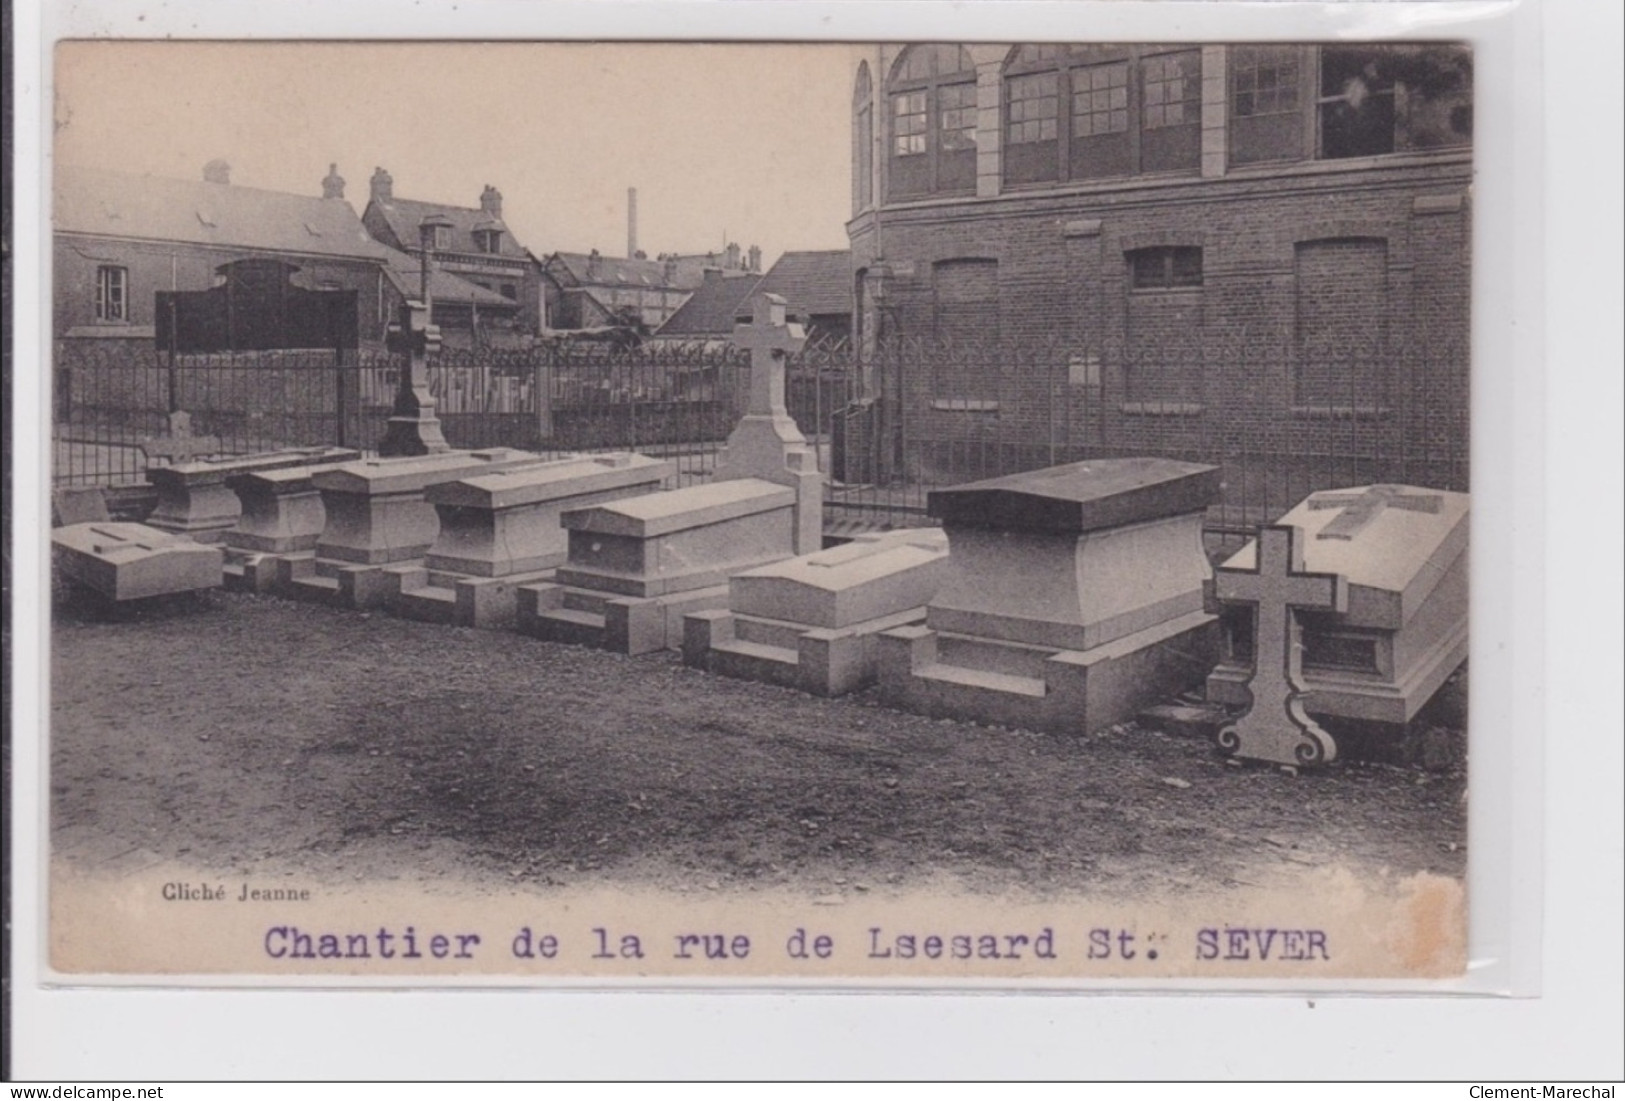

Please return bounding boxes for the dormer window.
[434,224,453,251]
[474,228,502,254]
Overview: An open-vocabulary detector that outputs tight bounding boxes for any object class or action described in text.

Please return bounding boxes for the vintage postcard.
[38,28,1502,987]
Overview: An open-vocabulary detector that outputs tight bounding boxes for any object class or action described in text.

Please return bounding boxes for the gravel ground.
[49,589,1468,898]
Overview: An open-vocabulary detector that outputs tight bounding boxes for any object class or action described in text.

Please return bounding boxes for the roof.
[752,250,853,317]
[54,165,393,263]
[652,272,761,338]
[367,196,529,259]
[545,251,709,292]
[379,247,515,309]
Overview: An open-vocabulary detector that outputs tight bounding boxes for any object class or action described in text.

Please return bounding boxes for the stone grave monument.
[514,293,822,654]
[54,521,222,602]
[219,452,369,592]
[1206,483,1469,758]
[383,452,673,628]
[269,447,547,609]
[516,478,799,655]
[1209,525,1349,766]
[875,458,1221,735]
[683,528,950,696]
[712,292,823,555]
[146,446,361,544]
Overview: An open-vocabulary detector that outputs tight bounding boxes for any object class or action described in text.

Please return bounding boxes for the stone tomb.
[876,458,1222,735]
[382,452,673,629]
[516,478,797,655]
[683,528,950,696]
[271,448,546,609]
[53,522,223,602]
[219,455,369,592]
[1206,483,1469,727]
[145,446,361,543]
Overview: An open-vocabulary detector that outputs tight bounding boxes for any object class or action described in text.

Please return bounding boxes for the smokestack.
[627,187,638,260]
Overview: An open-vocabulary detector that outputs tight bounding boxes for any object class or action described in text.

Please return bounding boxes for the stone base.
[876,611,1220,736]
[517,581,731,655]
[269,552,398,610]
[383,565,559,630]
[221,548,283,593]
[53,522,223,601]
[144,481,242,544]
[1205,622,1468,726]
[684,606,929,697]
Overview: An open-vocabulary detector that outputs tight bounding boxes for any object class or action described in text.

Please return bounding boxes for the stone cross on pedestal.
[141,410,224,468]
[715,292,823,554]
[1214,524,1349,767]
[1308,484,1443,541]
[734,292,806,418]
[378,297,451,457]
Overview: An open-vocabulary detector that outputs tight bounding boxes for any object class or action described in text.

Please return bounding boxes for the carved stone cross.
[732,292,806,418]
[378,298,451,457]
[1308,484,1443,541]
[1214,524,1349,766]
[141,410,224,468]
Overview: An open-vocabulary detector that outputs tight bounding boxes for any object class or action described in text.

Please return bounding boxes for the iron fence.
[52,334,1468,550]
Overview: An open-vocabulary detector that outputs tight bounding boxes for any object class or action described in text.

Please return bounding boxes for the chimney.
[321,163,346,200]
[748,245,762,273]
[587,248,602,281]
[663,257,678,285]
[203,159,231,185]
[725,242,741,270]
[480,185,503,219]
[627,188,638,260]
[370,167,394,204]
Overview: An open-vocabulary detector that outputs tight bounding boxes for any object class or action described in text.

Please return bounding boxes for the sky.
[54,41,866,266]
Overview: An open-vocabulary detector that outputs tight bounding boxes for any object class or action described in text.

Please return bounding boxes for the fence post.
[533,349,553,445]
[334,342,348,449]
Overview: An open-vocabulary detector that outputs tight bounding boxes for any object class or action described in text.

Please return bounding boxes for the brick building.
[361,167,544,335]
[541,242,760,333]
[54,163,398,344]
[846,43,1472,489]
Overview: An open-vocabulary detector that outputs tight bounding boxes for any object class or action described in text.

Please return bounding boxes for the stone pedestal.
[268,448,545,609]
[53,522,223,601]
[516,478,797,654]
[875,458,1222,735]
[145,446,361,543]
[684,528,950,696]
[714,292,824,555]
[383,452,673,628]
[219,454,363,592]
[1206,484,1469,731]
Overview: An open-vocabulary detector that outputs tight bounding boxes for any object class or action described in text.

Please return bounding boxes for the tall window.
[474,229,502,254]
[888,45,978,199]
[1230,44,1473,167]
[1002,44,1202,186]
[95,265,128,322]
[854,62,875,211]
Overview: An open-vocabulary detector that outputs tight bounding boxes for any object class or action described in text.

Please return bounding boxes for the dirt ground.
[48,589,1468,899]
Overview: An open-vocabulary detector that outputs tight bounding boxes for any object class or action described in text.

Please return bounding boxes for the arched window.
[1003,44,1202,186]
[853,62,874,212]
[887,45,978,199]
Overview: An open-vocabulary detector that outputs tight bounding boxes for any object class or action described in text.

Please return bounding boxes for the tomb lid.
[312,448,539,494]
[1221,484,1468,627]
[928,458,1219,534]
[428,454,673,510]
[562,477,793,538]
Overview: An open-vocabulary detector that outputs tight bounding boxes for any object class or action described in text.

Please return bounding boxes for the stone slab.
[423,453,672,577]
[53,522,222,601]
[728,527,950,630]
[875,611,1220,736]
[929,457,1221,535]
[554,478,797,598]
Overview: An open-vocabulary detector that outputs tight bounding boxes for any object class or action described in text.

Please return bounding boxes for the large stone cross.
[733,292,806,417]
[141,410,224,468]
[1214,524,1349,766]
[378,298,451,457]
[1308,484,1443,541]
